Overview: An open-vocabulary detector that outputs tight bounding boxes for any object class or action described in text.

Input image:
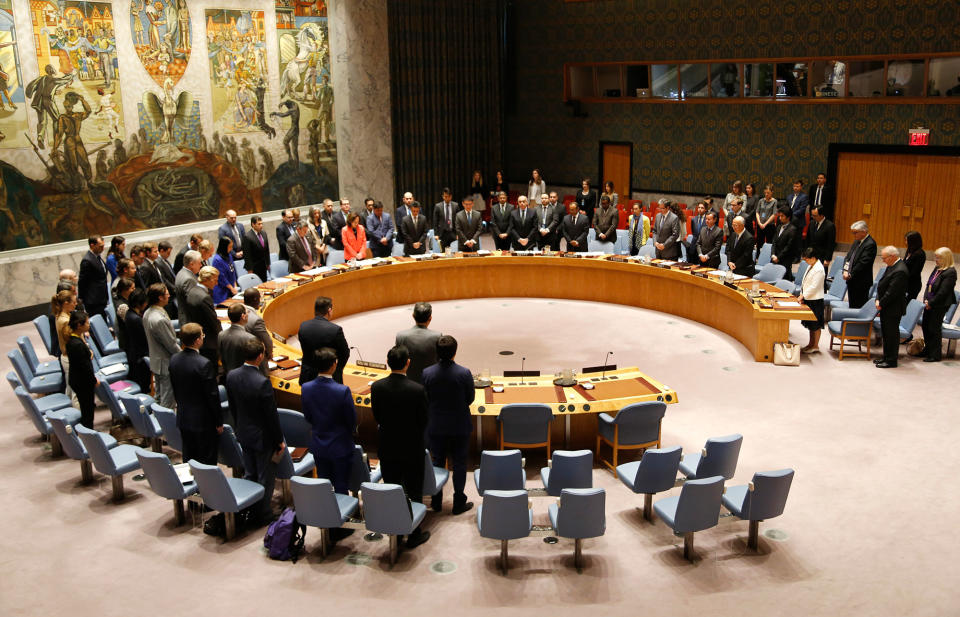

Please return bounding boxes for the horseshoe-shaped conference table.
[241,253,812,451]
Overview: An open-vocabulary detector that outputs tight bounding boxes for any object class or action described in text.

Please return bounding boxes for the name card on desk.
[321,270,341,278]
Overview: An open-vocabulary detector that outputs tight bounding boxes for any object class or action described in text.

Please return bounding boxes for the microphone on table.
[602,351,613,379]
[521,356,526,385]
[350,346,364,364]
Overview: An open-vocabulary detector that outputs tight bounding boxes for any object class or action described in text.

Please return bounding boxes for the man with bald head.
[725,216,755,276]
[217,210,245,260]
[874,245,909,368]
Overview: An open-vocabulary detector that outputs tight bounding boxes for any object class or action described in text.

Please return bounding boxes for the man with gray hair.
[175,249,202,322]
[286,219,318,272]
[842,220,877,309]
[874,245,909,368]
[653,199,681,260]
[395,302,442,383]
[183,266,220,366]
[56,269,78,297]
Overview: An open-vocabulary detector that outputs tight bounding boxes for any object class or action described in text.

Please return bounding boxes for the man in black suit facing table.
[400,201,429,256]
[241,215,271,282]
[170,323,223,464]
[874,246,909,369]
[298,295,349,384]
[726,216,755,277]
[562,202,590,252]
[78,234,108,318]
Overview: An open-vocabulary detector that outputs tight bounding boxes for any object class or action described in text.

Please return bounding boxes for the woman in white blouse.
[798,247,826,353]
[527,169,546,203]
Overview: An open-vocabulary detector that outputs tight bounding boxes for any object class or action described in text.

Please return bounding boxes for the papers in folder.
[707,270,747,280]
[776,301,802,307]
[301,266,332,276]
[173,463,194,484]
[215,309,228,318]
[100,363,126,376]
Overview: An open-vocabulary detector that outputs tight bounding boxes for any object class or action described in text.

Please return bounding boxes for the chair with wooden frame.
[595,401,666,473]
[497,403,553,461]
[827,303,878,359]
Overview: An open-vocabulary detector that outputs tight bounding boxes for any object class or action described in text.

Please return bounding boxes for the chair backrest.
[269,260,289,278]
[498,404,553,445]
[544,449,592,496]
[672,476,725,533]
[217,424,245,471]
[326,250,345,266]
[754,263,786,283]
[188,460,240,512]
[33,316,55,356]
[152,404,182,452]
[348,444,374,493]
[555,488,606,539]
[120,392,151,438]
[76,424,119,475]
[104,298,117,328]
[421,449,446,495]
[6,370,21,391]
[695,434,743,480]
[290,477,344,528]
[477,449,524,495]
[237,273,263,291]
[794,260,809,285]
[827,258,845,281]
[774,279,794,293]
[137,450,191,500]
[630,445,683,494]
[14,386,52,436]
[756,243,772,267]
[943,291,960,324]
[360,482,414,535]
[47,411,87,460]
[638,244,656,258]
[739,469,795,521]
[900,299,924,331]
[478,489,531,540]
[826,275,847,299]
[234,258,245,272]
[277,408,312,448]
[89,314,114,355]
[869,266,887,297]
[94,374,127,423]
[16,336,43,372]
[613,401,667,446]
[7,349,35,386]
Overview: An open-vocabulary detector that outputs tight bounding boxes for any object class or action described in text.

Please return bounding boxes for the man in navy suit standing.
[298,295,349,384]
[78,234,109,318]
[170,323,223,465]
[217,210,245,261]
[301,347,356,495]
[366,201,394,258]
[787,180,809,241]
[422,335,475,514]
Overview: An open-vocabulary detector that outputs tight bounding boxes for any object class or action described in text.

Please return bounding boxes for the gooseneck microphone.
[521,356,526,385]
[602,351,613,379]
[350,345,364,364]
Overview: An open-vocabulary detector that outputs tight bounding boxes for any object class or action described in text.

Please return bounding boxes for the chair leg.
[173,499,185,525]
[499,539,509,573]
[280,478,291,505]
[574,538,583,569]
[682,531,695,561]
[151,437,162,453]
[643,493,653,521]
[111,474,125,501]
[748,520,760,550]
[50,432,63,458]
[388,534,398,565]
[80,459,93,483]
[224,512,237,541]
[320,528,330,557]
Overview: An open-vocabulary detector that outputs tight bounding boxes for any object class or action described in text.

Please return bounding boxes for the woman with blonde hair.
[52,290,78,402]
[920,247,957,362]
[308,206,329,265]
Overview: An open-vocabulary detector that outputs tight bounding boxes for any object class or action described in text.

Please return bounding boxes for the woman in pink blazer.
[342,212,369,261]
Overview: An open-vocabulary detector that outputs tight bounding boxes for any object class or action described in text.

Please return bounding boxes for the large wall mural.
[0,0,339,252]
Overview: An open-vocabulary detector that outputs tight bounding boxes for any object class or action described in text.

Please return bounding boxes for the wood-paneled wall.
[835,153,960,251]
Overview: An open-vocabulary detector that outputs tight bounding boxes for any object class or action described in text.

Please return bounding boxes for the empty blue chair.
[188,459,265,540]
[290,476,359,557]
[5,369,20,391]
[722,469,795,551]
[119,392,163,451]
[104,297,117,329]
[89,314,121,356]
[616,445,683,520]
[653,475,725,561]
[151,404,183,453]
[754,243,772,271]
[33,315,56,356]
[75,424,143,501]
[477,489,532,572]
[269,260,289,279]
[217,424,246,477]
[89,347,130,384]
[96,374,153,424]
[774,279,795,293]
[548,488,606,569]
[422,449,449,500]
[596,401,666,472]
[498,403,553,459]
[8,349,63,395]
[8,370,71,414]
[361,482,427,565]
[237,273,262,291]
[827,303,878,360]
[474,449,526,496]
[753,263,786,283]
[14,386,79,456]
[48,410,117,483]
[541,449,593,497]
[233,258,245,273]
[326,249,345,266]
[390,242,405,257]
[17,336,60,375]
[823,275,848,309]
[790,260,810,295]
[679,434,742,480]
[136,450,199,525]
[277,408,312,448]
[872,298,924,341]
[348,444,381,495]
[638,244,656,259]
[826,258,845,283]
[276,447,317,504]
[943,310,960,357]
[89,342,128,376]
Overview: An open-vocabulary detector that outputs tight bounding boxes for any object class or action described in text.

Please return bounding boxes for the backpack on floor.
[264,507,307,562]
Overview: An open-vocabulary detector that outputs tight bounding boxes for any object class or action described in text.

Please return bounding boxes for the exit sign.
[909,128,930,146]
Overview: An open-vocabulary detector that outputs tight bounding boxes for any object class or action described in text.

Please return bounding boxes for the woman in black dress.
[921,247,957,362]
[65,310,99,428]
[903,230,925,303]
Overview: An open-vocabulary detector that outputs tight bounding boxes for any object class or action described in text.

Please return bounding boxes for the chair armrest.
[547,458,552,468]
[598,412,615,425]
[528,499,533,509]
[701,447,707,457]
[748,481,755,491]
[556,498,561,508]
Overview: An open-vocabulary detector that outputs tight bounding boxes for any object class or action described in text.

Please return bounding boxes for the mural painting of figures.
[130,0,191,88]
[29,0,124,148]
[0,2,29,148]
[205,9,269,136]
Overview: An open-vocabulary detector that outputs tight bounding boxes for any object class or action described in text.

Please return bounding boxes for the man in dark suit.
[298,295,349,384]
[243,288,272,374]
[78,234,108,318]
[241,215,271,282]
[685,201,709,261]
[695,211,723,269]
[805,207,837,268]
[217,210,245,260]
[653,200,681,260]
[170,323,223,464]
[874,246,909,368]
[183,266,221,366]
[366,201,395,258]
[454,197,482,252]
[770,206,798,281]
[323,201,349,250]
[843,220,877,309]
[394,192,414,245]
[138,242,164,290]
[173,233,202,274]
[726,216,755,276]
[226,338,285,524]
[276,209,296,261]
[371,345,431,548]
[433,188,459,252]
[286,220,318,273]
[808,173,833,219]
[422,335,475,515]
[395,302,441,384]
[787,180,809,233]
[400,201,429,256]
[156,241,179,319]
[219,304,255,381]
[489,191,514,251]
[301,347,356,496]
[593,195,618,246]
[562,203,590,252]
[509,196,538,250]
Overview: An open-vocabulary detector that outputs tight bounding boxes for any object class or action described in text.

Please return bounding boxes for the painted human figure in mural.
[25,64,75,149]
[232,81,257,130]
[0,41,19,111]
[93,27,114,87]
[317,73,333,143]
[271,99,300,166]
[96,88,120,137]
[177,0,190,49]
[307,118,321,172]
[131,0,145,45]
[53,91,92,184]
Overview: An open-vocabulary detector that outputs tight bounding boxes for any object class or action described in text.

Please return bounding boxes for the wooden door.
[600,142,631,198]
[912,156,960,251]
[835,152,917,246]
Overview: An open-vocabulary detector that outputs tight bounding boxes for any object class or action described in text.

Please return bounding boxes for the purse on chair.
[773,342,801,366]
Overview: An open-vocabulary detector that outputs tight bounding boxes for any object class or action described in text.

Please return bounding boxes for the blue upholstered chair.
[237,273,263,291]
[361,482,427,565]
[722,468,795,551]
[277,408,312,448]
[151,404,183,454]
[119,392,163,451]
[826,258,845,283]
[136,450,199,525]
[290,476,359,557]
[754,243,772,271]
[548,488,606,569]
[653,475,725,561]
[498,403,554,459]
[679,434,742,480]
[790,260,809,295]
[96,373,153,424]
[753,263,786,283]
[32,315,56,356]
[638,244,656,259]
[616,445,683,520]
[233,258,245,273]
[872,298,924,342]
[596,401,666,472]
[217,424,245,477]
[422,449,449,501]
[188,459,266,541]
[827,303,878,360]
[348,444,381,496]
[541,449,593,497]
[89,314,121,356]
[17,336,60,376]
[47,410,115,483]
[477,489,532,572]
[474,449,526,496]
[75,424,143,501]
[326,249,345,266]
[8,349,63,395]
[823,275,848,310]
[14,385,78,456]
[269,260,289,279]
[89,347,130,384]
[9,372,72,414]
[943,311,960,357]
[276,448,317,504]
[774,279,795,293]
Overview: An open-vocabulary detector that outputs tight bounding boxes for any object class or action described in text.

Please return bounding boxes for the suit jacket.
[174,268,198,323]
[925,267,957,310]
[654,211,681,259]
[78,250,108,309]
[433,201,459,244]
[173,243,190,274]
[490,202,514,240]
[690,213,708,238]
[286,232,318,273]
[243,305,273,374]
[877,259,909,317]
[170,348,221,433]
[371,373,428,461]
[226,363,283,453]
[342,225,367,261]
[218,324,254,376]
[241,228,271,281]
[395,325,441,384]
[323,211,346,250]
[787,192,809,224]
[143,305,179,375]
[509,208,538,249]
[723,209,746,239]
[139,259,162,289]
[805,218,836,263]
[455,209,482,250]
[726,230,756,277]
[563,212,590,251]
[592,205,618,243]
[366,212,395,250]
[124,309,149,365]
[298,316,349,384]
[400,214,428,255]
[772,221,798,266]
[183,285,220,357]
[696,225,723,268]
[394,205,412,244]
[844,235,877,286]
[65,334,96,393]
[422,360,475,436]
[217,222,246,260]
[301,375,356,459]
[535,204,559,237]
[808,182,833,214]
[276,221,295,260]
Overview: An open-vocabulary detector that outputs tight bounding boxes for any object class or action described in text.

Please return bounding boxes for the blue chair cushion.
[34,393,74,414]
[335,493,360,521]
[227,477,266,511]
[429,466,449,496]
[615,461,642,492]
[410,501,427,531]
[476,504,534,539]
[652,494,679,527]
[34,360,61,376]
[110,444,144,475]
[721,484,749,517]
[28,373,64,395]
[678,454,701,478]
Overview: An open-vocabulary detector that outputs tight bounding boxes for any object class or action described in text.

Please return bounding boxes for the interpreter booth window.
[886,60,925,97]
[597,65,623,98]
[847,61,885,97]
[651,64,679,99]
[776,63,808,97]
[812,60,845,98]
[710,63,740,97]
[744,63,774,97]
[625,64,650,97]
[679,63,709,99]
[928,57,960,96]
[568,65,596,99]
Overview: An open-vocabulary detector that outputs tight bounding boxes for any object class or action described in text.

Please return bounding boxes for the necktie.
[302,236,312,265]
[446,204,451,226]
[257,232,264,247]
[733,233,738,248]
[233,225,240,247]
[816,186,822,206]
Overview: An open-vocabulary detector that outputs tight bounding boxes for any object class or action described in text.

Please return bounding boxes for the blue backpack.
[264,507,306,562]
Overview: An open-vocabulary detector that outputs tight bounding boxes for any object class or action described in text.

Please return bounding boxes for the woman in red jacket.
[341,212,369,261]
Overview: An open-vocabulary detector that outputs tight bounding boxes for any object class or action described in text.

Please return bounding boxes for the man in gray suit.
[143,283,180,408]
[395,302,441,384]
[593,194,618,246]
[653,199,681,260]
[694,211,724,269]
[219,303,255,379]
[454,197,482,252]
[242,287,272,375]
[536,193,560,250]
[175,249,201,323]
